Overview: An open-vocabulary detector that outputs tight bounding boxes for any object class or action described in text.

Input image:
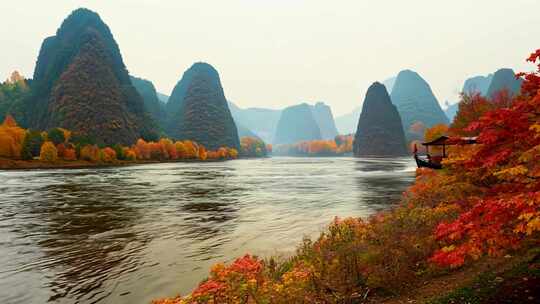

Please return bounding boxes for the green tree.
[47,128,65,145]
[21,130,44,160]
[113,144,126,160]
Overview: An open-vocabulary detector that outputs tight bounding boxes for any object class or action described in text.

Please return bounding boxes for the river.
[0,157,415,304]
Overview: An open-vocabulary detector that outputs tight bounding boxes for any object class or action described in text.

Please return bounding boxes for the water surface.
[0,157,415,304]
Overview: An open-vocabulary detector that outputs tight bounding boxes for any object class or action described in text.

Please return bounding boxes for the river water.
[0,157,415,304]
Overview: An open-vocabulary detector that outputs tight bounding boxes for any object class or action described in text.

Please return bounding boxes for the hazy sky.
[1,0,538,116]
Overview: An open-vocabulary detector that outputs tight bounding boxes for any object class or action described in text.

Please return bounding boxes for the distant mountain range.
[228,102,282,144]
[445,68,522,121]
[229,101,338,144]
[1,7,526,151]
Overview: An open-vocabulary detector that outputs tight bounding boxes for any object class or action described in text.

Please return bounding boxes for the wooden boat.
[414,136,477,169]
[414,154,442,169]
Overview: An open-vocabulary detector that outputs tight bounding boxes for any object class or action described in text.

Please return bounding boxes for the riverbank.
[369,248,540,304]
[0,157,410,303]
[0,157,230,170]
[152,166,540,304]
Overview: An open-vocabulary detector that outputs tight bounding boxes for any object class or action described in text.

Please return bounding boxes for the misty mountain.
[310,102,338,139]
[228,101,282,144]
[390,69,449,141]
[167,62,240,150]
[486,68,522,98]
[274,103,322,145]
[353,82,408,157]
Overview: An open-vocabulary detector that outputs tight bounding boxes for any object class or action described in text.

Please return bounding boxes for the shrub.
[39,141,58,162]
[47,128,65,145]
[100,147,117,162]
[21,130,43,160]
[80,145,100,162]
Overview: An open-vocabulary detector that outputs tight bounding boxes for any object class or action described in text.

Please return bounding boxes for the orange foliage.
[424,124,449,142]
[183,140,198,159]
[160,138,177,160]
[63,148,77,161]
[80,145,100,162]
[175,141,187,159]
[274,135,353,156]
[0,115,25,158]
[134,139,150,160]
[100,147,117,162]
[39,141,58,162]
[240,137,267,157]
[56,143,66,158]
[217,147,228,159]
[198,145,207,160]
[123,147,136,161]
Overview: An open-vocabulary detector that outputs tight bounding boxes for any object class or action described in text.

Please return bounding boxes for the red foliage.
[430,49,540,267]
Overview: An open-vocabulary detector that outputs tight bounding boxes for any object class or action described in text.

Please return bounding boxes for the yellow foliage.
[198,145,207,160]
[530,124,540,138]
[39,141,58,162]
[80,145,100,162]
[0,115,26,158]
[175,141,187,158]
[58,128,71,142]
[228,148,238,159]
[494,165,529,180]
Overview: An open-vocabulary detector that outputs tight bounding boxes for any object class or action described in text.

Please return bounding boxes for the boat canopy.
[422,136,477,146]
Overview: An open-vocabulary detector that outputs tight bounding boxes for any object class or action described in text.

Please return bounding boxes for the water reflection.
[20,172,147,303]
[0,157,415,304]
[354,157,415,211]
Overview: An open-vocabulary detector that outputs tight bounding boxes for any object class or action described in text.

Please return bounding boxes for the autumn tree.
[63,148,77,161]
[240,137,268,157]
[123,147,136,160]
[175,141,187,159]
[430,49,540,267]
[100,147,117,162]
[198,145,207,160]
[80,144,100,162]
[183,140,198,159]
[449,93,494,136]
[134,139,150,160]
[39,141,58,162]
[0,115,26,158]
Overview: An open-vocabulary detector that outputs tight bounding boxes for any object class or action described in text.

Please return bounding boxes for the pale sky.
[1,0,538,116]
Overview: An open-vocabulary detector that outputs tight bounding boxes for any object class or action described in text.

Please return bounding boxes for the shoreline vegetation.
[152,50,540,303]
[272,135,353,157]
[0,115,272,170]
